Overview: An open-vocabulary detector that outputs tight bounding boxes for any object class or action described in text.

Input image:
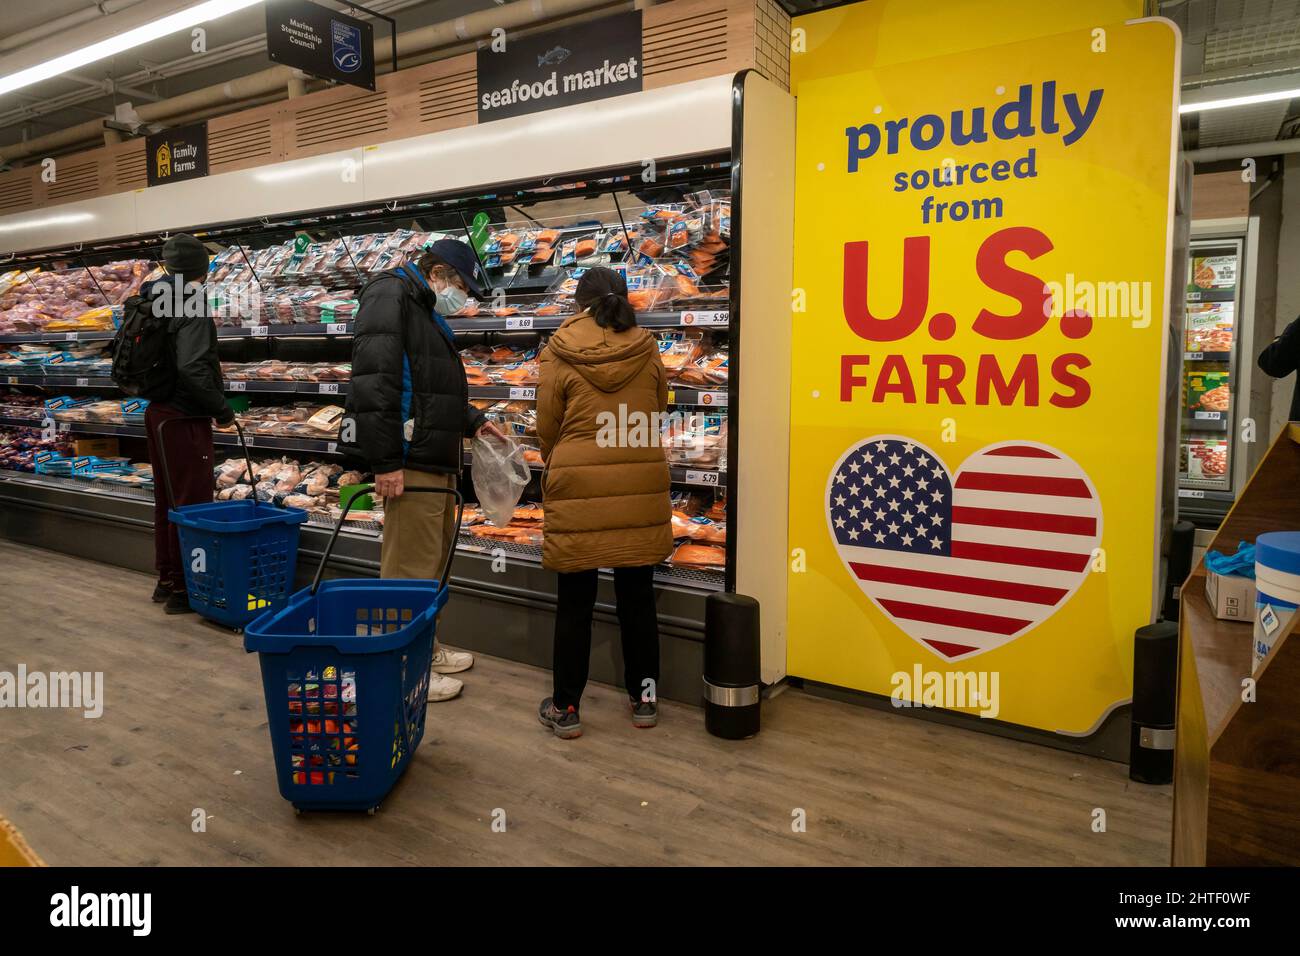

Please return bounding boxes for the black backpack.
[110,294,176,400]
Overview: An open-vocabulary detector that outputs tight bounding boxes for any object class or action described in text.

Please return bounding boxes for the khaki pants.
[380,470,458,581]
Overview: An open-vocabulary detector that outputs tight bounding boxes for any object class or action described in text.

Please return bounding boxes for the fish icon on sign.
[537,46,571,67]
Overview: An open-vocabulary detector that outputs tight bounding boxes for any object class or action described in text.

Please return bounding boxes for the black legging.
[552,565,660,712]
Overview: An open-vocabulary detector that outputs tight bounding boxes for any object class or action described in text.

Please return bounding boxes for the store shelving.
[2,373,115,388]
[2,163,734,602]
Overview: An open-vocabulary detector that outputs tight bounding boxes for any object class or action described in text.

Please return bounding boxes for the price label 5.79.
[684,469,720,486]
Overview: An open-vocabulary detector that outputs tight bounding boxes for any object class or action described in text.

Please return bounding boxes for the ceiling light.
[1180,87,1300,114]
[0,212,95,234]
[0,0,265,98]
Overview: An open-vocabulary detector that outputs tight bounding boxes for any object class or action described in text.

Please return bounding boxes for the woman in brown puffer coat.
[535,266,672,739]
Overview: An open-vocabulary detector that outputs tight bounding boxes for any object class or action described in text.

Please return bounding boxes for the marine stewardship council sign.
[477,10,643,123]
[266,0,375,92]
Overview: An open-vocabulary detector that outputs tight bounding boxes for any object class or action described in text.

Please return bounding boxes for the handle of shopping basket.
[310,483,465,597]
[156,415,255,510]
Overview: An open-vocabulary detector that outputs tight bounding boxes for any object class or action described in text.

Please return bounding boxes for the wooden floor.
[0,540,1171,866]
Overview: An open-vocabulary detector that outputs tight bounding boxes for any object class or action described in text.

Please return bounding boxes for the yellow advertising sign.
[787,8,1179,734]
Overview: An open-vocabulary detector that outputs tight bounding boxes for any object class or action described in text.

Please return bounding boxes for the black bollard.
[1130,621,1179,784]
[1163,520,1196,621]
[703,592,761,739]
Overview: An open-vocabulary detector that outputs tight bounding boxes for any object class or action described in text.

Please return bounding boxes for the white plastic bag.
[471,432,530,527]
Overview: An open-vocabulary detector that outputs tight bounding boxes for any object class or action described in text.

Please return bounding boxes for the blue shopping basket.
[157,417,308,629]
[244,483,463,813]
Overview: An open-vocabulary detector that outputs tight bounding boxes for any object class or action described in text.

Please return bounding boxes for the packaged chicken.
[666,542,726,570]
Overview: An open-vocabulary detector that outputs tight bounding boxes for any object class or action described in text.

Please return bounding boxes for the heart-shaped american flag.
[826,436,1103,661]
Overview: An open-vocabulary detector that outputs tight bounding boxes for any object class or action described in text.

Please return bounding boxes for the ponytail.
[575,266,637,332]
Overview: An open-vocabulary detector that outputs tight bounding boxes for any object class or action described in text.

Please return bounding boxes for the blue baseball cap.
[424,237,487,299]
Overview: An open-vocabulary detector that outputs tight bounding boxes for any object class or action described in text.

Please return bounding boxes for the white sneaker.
[427,672,463,702]
[431,644,474,675]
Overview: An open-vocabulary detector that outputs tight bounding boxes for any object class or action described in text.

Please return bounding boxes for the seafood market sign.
[786,2,1179,736]
[477,10,643,122]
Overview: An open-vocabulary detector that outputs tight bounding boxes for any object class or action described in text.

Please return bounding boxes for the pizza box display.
[1185,301,1234,353]
[1189,255,1237,292]
[1186,368,1231,413]
[1182,438,1228,479]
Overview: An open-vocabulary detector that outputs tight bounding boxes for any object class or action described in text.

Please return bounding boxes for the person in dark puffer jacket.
[340,238,503,702]
[143,234,235,615]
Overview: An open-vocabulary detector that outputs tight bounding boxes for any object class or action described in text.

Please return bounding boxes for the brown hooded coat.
[537,311,673,572]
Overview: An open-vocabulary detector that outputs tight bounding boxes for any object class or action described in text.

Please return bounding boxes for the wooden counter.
[1173,425,1300,865]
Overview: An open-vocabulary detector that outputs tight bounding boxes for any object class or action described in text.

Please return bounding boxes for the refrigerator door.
[1178,237,1242,520]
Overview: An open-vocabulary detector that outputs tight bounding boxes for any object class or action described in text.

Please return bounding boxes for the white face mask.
[435,285,467,316]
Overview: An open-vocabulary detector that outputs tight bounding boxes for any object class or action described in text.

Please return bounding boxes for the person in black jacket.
[1258,315,1300,422]
[340,238,502,701]
[143,234,235,614]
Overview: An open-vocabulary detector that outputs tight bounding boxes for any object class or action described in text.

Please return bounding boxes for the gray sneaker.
[538,698,582,739]
[630,697,658,728]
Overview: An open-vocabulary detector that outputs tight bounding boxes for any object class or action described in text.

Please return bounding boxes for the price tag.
[318,382,339,394]
[327,442,338,454]
[1193,411,1222,421]
[508,387,536,400]
[64,332,79,341]
[228,381,246,392]
[325,323,348,335]
[684,469,720,486]
[680,310,728,326]
[1178,488,1206,498]
[1186,291,1202,302]
[75,378,89,387]
[57,422,72,433]
[243,435,255,446]
[505,316,534,330]
[7,376,17,385]
[697,390,727,407]
[249,325,269,337]
[1186,352,1204,361]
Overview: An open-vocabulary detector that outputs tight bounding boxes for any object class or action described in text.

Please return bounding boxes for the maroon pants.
[145,404,215,589]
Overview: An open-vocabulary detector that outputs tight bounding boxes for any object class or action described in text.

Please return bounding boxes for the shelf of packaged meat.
[0,413,727,485]
[0,437,724,590]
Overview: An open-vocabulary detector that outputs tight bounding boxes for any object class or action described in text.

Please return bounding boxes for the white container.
[1253,532,1300,674]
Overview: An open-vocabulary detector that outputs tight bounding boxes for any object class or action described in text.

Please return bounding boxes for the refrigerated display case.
[1177,231,1256,525]
[0,71,796,697]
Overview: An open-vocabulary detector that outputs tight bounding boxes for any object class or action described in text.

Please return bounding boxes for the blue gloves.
[1205,540,1256,579]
